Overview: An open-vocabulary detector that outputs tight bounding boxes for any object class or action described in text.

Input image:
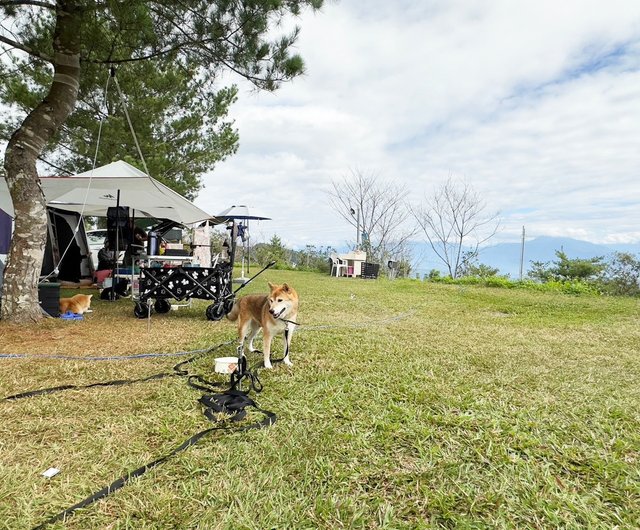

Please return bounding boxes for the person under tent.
[97,239,116,271]
[123,226,148,266]
[94,239,116,286]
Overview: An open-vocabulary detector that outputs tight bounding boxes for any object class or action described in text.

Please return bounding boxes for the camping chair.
[330,255,347,277]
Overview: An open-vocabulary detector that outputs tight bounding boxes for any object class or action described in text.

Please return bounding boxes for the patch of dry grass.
[0,292,225,358]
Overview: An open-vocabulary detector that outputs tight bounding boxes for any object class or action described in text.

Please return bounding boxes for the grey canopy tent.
[0,160,213,279]
[1,160,211,223]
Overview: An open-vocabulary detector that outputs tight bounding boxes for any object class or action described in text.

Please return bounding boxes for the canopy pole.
[111,189,121,301]
[247,219,250,275]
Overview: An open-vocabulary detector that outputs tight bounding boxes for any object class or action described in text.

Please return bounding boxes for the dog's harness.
[280,317,299,363]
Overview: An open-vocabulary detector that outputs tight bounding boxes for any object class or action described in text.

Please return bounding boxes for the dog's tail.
[226,300,240,322]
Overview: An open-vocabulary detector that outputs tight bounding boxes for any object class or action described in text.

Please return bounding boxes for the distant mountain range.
[410,237,640,278]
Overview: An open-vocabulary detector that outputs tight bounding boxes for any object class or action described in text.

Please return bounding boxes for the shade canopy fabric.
[214,204,271,221]
[0,160,212,225]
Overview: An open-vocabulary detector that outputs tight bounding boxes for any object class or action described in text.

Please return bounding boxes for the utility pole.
[519,225,525,281]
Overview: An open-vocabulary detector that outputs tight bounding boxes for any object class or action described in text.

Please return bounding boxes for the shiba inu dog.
[59,294,93,315]
[226,282,298,369]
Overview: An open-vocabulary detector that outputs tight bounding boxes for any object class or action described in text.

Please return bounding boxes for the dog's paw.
[263,361,273,369]
[284,358,293,366]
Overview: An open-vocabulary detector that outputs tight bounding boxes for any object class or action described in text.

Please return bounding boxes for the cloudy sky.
[194,0,640,250]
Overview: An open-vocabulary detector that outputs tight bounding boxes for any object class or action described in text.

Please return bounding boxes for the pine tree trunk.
[1,2,82,323]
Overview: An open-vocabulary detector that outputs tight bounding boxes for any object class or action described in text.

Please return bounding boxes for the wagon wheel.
[223,297,235,314]
[134,302,150,319]
[206,302,226,321]
[154,299,171,314]
[100,287,120,301]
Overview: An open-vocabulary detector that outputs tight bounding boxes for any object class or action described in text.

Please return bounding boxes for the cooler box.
[361,262,380,279]
[38,282,60,317]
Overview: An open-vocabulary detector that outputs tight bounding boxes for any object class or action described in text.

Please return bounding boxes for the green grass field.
[1,270,639,529]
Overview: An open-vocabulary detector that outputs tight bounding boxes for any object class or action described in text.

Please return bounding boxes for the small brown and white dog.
[226,282,298,369]
[59,293,93,315]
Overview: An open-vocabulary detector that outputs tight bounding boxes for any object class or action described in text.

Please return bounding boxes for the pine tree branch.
[0,34,54,62]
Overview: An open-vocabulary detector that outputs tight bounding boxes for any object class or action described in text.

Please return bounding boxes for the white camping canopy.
[0,160,212,224]
[214,204,271,222]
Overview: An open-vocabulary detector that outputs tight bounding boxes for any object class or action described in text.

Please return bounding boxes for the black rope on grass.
[0,346,223,361]
[3,372,177,401]
[2,341,235,402]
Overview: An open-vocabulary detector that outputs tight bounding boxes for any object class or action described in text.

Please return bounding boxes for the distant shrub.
[518,279,600,295]
[452,276,482,285]
[425,275,599,296]
[460,262,501,279]
[485,277,515,289]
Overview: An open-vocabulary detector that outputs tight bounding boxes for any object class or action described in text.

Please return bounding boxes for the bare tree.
[410,177,499,278]
[328,170,416,266]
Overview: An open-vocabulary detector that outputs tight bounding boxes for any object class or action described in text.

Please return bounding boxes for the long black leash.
[31,390,275,530]
[3,341,275,529]
[2,341,233,403]
[3,371,177,401]
[232,260,276,295]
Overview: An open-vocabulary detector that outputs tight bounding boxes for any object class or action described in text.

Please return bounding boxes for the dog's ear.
[88,294,93,299]
[282,283,290,292]
[268,282,275,290]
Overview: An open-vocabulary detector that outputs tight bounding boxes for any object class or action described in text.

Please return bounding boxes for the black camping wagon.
[132,219,240,320]
[134,261,234,319]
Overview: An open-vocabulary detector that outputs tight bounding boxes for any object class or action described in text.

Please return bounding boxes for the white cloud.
[196,0,640,249]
